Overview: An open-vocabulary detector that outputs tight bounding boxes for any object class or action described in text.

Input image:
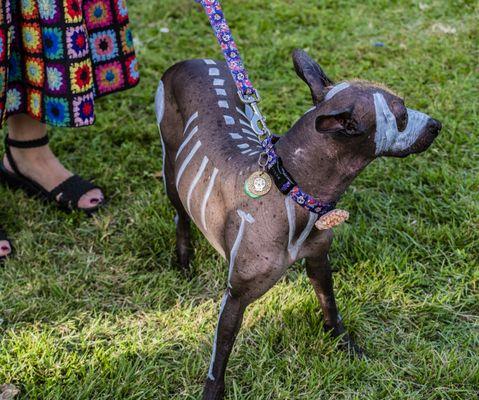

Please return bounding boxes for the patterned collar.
[261,136,336,216]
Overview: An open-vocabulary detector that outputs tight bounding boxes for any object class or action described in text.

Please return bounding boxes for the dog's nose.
[426,118,442,136]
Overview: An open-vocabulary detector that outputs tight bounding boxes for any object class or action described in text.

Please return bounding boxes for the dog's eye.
[391,100,408,132]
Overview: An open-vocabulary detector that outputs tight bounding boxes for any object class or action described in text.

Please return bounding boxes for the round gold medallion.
[244,171,272,199]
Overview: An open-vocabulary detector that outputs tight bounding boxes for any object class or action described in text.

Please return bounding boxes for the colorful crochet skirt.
[0,0,139,128]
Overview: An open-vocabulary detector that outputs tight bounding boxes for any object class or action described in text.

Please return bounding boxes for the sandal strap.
[6,135,49,148]
[49,175,99,209]
[4,135,50,178]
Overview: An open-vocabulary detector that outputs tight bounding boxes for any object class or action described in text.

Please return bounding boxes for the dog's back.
[157,59,266,258]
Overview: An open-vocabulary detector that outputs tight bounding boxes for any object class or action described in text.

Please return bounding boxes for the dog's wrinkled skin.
[157,49,441,400]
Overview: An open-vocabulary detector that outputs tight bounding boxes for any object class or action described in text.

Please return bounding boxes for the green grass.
[1,0,478,398]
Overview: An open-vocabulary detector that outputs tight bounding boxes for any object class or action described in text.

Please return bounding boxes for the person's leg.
[3,114,103,209]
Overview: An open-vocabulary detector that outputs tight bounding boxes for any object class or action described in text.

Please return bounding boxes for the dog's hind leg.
[156,80,192,271]
[305,250,364,357]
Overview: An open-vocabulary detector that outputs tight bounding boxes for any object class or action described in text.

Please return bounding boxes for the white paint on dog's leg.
[218,100,229,109]
[215,88,227,96]
[237,143,249,149]
[285,197,318,260]
[224,115,235,125]
[176,140,201,189]
[208,292,229,381]
[228,210,255,288]
[154,80,165,124]
[213,79,225,86]
[159,134,168,194]
[325,82,351,101]
[373,92,429,155]
[209,68,220,76]
[176,126,199,160]
[229,132,242,140]
[187,156,209,215]
[201,168,219,231]
[183,111,199,135]
[204,59,216,65]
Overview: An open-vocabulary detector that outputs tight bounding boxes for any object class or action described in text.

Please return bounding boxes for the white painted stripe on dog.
[176,140,201,189]
[215,88,227,96]
[204,59,216,65]
[159,134,167,194]
[235,107,249,120]
[208,292,229,381]
[187,156,209,215]
[176,126,199,160]
[237,143,249,149]
[224,115,235,125]
[183,111,199,135]
[325,82,350,101]
[154,80,165,124]
[209,68,220,76]
[304,106,316,115]
[239,118,251,128]
[213,79,225,86]
[373,92,429,155]
[218,100,229,109]
[241,149,251,154]
[229,132,242,140]
[285,197,318,260]
[228,210,255,288]
[249,151,260,156]
[201,168,219,231]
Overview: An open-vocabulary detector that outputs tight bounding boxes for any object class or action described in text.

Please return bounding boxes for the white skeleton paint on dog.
[285,197,318,260]
[325,82,351,101]
[228,210,255,288]
[373,92,429,155]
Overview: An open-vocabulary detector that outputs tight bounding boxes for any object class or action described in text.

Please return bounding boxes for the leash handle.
[195,0,256,98]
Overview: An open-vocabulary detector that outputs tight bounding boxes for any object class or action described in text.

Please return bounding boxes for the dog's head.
[292,49,441,159]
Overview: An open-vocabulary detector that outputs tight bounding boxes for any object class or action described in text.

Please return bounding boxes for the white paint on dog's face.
[228,210,255,289]
[325,82,350,101]
[373,92,430,155]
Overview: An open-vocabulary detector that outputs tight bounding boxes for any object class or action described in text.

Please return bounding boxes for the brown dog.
[156,50,441,400]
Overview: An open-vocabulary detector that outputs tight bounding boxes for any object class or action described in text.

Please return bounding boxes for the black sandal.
[0,226,13,263]
[0,135,104,214]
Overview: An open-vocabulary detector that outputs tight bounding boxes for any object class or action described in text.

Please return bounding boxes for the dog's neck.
[275,112,368,204]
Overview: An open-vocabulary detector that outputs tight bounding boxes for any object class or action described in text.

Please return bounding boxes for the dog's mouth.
[386,118,442,158]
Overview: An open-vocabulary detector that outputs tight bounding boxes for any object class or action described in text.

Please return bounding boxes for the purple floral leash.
[195,0,336,216]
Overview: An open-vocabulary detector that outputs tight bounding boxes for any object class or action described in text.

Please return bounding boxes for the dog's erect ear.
[315,107,365,137]
[292,49,334,104]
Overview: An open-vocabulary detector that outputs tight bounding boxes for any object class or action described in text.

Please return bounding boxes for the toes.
[78,188,104,210]
[0,240,12,258]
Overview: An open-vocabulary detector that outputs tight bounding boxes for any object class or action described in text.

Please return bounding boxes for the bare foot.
[3,144,104,210]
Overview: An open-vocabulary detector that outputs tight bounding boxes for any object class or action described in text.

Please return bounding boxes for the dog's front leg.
[203,289,246,400]
[306,254,364,357]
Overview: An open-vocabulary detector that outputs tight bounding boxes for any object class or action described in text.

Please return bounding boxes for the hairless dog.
[156,49,441,400]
